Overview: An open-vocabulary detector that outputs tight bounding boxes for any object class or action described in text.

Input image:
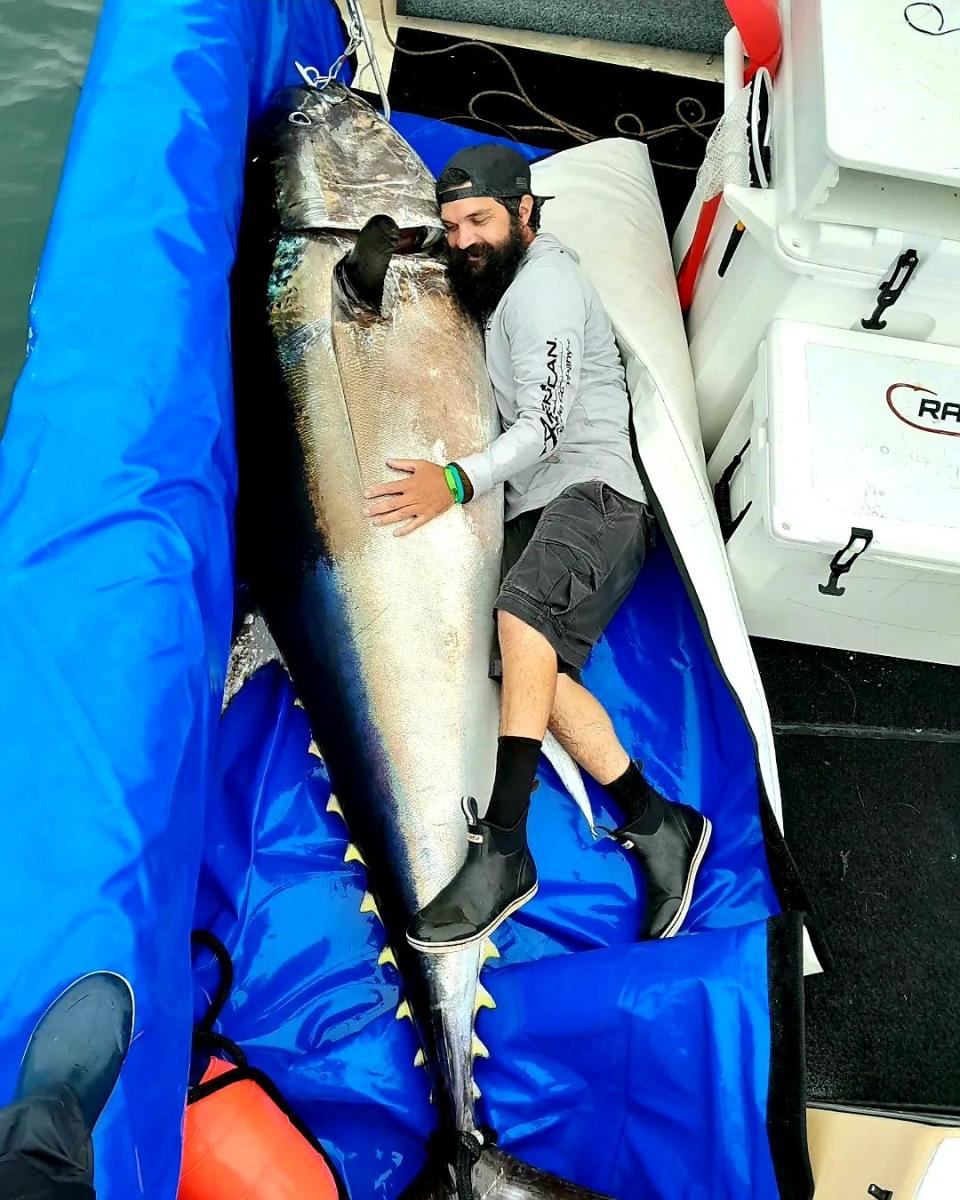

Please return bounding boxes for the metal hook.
[294,61,326,89]
[289,1,391,123]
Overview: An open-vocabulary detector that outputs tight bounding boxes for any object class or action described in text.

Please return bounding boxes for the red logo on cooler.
[886,383,960,437]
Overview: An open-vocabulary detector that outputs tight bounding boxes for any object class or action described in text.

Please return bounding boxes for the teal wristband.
[445,463,465,504]
[443,465,462,504]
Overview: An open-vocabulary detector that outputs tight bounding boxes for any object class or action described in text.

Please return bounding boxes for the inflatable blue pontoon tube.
[0,2,810,1198]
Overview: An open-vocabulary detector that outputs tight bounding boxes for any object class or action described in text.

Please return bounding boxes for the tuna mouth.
[393,225,446,254]
[395,226,436,253]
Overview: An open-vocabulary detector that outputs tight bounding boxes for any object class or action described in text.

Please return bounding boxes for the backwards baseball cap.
[435,144,553,206]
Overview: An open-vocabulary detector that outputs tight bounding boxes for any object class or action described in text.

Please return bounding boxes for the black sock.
[486,806,529,855]
[485,735,541,832]
[605,761,665,834]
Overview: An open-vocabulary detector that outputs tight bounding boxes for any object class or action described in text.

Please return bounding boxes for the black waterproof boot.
[613,801,712,940]
[15,971,135,1129]
[336,213,400,312]
[407,799,538,954]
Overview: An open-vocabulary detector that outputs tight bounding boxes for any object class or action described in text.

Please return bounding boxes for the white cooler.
[706,320,960,665]
[678,0,960,454]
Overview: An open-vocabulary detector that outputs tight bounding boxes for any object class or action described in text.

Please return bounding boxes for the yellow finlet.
[377,945,398,970]
[480,938,500,965]
[395,999,413,1022]
[307,739,323,759]
[474,982,496,1013]
[413,1048,426,1068]
[343,843,367,867]
[326,794,345,820]
[471,1034,490,1060]
[360,892,382,923]
[293,697,305,709]
[472,1082,482,1100]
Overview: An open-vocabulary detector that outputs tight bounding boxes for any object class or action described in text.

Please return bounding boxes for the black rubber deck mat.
[388,28,722,236]
[755,639,960,1112]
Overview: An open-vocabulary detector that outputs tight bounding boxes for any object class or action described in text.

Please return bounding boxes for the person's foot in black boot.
[605,761,712,940]
[336,213,400,312]
[15,971,135,1129]
[407,798,538,954]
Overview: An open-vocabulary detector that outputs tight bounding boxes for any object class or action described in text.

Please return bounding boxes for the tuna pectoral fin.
[223,611,286,711]
[541,731,595,835]
[400,1144,613,1200]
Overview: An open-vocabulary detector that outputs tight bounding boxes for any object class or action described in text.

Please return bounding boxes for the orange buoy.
[177,1055,343,1200]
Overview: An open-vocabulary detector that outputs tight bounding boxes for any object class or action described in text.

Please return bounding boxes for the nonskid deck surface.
[756,637,960,1112]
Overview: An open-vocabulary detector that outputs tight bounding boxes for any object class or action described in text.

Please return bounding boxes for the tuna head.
[267,82,443,235]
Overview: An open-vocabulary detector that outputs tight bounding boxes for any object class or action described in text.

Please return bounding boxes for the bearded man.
[343,144,712,951]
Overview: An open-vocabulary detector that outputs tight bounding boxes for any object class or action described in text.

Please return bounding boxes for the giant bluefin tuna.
[232,83,609,1199]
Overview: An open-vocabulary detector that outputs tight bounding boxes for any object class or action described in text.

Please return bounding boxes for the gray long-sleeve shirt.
[457,232,646,521]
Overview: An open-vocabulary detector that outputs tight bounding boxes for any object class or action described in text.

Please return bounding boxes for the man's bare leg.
[408,610,713,951]
[549,673,664,833]
[478,609,559,829]
[545,671,714,941]
[498,610,558,740]
[548,674,630,785]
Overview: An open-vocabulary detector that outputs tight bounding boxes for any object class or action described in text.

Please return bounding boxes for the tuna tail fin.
[541,730,595,836]
[400,1140,612,1199]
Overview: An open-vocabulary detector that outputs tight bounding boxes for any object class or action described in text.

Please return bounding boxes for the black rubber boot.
[15,971,135,1130]
[407,799,538,954]
[613,801,713,940]
[337,213,400,311]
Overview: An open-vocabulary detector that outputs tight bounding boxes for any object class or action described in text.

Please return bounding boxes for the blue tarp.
[0,3,347,1198]
[0,2,798,1198]
[197,553,786,1197]
[389,111,545,174]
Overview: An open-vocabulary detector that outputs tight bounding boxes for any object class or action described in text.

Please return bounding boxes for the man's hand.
[363,459,454,536]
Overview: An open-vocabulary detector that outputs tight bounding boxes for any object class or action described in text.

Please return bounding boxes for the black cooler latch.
[861,249,919,330]
[713,440,752,543]
[819,527,874,597]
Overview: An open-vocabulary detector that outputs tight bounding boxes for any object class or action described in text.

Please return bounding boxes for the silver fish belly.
[282,236,502,1132]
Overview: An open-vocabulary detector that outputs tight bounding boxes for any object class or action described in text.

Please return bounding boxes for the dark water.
[0,0,100,423]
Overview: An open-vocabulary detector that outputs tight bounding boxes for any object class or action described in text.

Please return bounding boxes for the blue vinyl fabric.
[0,3,346,1199]
[0,2,787,1198]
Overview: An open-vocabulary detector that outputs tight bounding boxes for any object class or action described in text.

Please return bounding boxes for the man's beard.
[447,215,529,324]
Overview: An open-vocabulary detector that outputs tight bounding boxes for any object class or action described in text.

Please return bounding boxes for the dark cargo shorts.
[491,480,655,681]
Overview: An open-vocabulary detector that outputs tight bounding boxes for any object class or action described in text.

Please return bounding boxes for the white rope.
[375,0,718,171]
